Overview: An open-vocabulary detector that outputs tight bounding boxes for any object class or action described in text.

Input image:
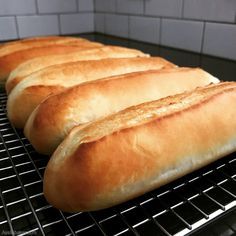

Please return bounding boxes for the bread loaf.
[16,35,89,43]
[7,57,174,128]
[6,46,148,94]
[0,36,89,57]
[0,42,103,81]
[44,82,236,212]
[24,67,219,155]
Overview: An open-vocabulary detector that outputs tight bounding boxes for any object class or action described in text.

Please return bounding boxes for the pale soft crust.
[6,46,148,93]
[0,41,103,80]
[7,57,175,128]
[24,67,219,155]
[44,82,236,212]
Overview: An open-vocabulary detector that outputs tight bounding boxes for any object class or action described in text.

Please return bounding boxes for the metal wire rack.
[0,88,236,236]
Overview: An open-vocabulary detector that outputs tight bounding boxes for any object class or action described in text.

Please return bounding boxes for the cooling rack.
[0,87,236,236]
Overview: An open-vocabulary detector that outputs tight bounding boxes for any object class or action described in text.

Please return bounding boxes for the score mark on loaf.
[7,57,174,128]
[6,45,148,94]
[24,67,219,155]
[44,82,236,212]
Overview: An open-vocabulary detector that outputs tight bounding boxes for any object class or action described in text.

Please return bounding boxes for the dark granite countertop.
[80,33,236,82]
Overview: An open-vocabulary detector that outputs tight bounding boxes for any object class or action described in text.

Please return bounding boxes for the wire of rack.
[0,89,235,236]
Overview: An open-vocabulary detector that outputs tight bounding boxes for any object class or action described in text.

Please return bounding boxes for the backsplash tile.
[94,0,116,13]
[203,23,236,60]
[183,0,236,23]
[161,19,204,52]
[105,14,129,38]
[78,0,94,12]
[60,13,94,34]
[0,0,36,16]
[17,15,59,38]
[117,0,144,15]
[145,0,183,18]
[37,0,77,14]
[129,16,160,44]
[95,13,105,33]
[0,0,235,60]
[0,17,18,40]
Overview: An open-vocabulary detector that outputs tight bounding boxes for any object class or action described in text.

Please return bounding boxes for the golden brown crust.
[8,57,175,128]
[24,67,219,155]
[18,36,89,43]
[0,36,90,81]
[0,36,89,57]
[0,42,103,80]
[7,85,65,129]
[44,82,236,212]
[6,46,148,94]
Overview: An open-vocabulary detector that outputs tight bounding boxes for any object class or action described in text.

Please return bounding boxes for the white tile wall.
[60,13,94,34]
[116,0,144,15]
[0,17,18,40]
[0,0,36,15]
[183,0,236,23]
[129,16,160,44]
[203,23,236,60]
[105,14,129,38]
[95,13,105,33]
[145,0,183,18]
[94,0,116,13]
[161,19,204,52]
[93,0,236,60]
[37,0,77,14]
[17,15,59,38]
[78,0,94,12]
[0,0,94,42]
[0,0,236,60]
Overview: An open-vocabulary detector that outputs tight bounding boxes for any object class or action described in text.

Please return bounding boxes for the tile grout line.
[92,11,236,25]
[128,15,130,39]
[104,13,107,35]
[115,0,118,14]
[181,0,185,18]
[14,16,20,39]
[200,21,206,54]
[143,0,146,16]
[35,0,39,14]
[76,0,79,12]
[102,13,105,34]
[159,17,162,46]
[57,14,62,35]
[93,0,96,32]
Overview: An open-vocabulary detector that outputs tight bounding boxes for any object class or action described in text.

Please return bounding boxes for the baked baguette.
[11,35,89,43]
[24,67,219,155]
[6,46,148,94]
[0,42,103,81]
[44,82,236,212]
[0,36,89,57]
[7,57,174,128]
